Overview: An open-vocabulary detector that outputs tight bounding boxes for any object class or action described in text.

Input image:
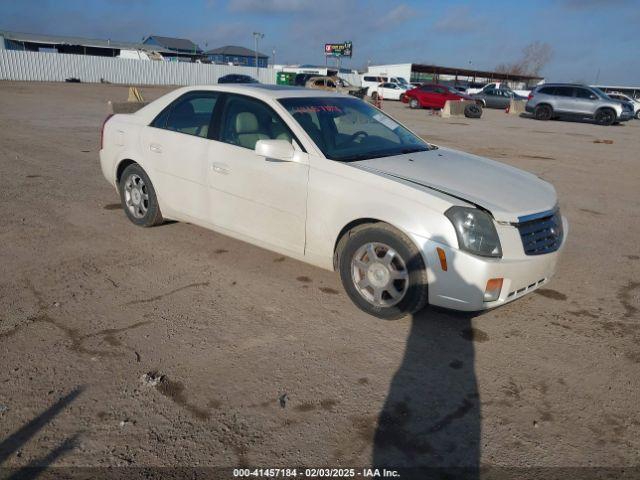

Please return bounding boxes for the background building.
[366,63,543,90]
[143,35,202,61]
[0,29,170,58]
[205,45,268,67]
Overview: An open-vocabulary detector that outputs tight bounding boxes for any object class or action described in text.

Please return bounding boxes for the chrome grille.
[516,209,563,255]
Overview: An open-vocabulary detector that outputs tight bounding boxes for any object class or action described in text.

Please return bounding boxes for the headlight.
[445,206,502,258]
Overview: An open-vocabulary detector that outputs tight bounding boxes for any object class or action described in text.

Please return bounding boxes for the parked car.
[217,74,259,84]
[100,84,567,319]
[606,91,640,119]
[473,88,527,109]
[294,73,317,86]
[369,82,410,101]
[305,76,367,99]
[403,83,474,109]
[361,74,410,92]
[526,83,634,125]
[467,82,531,97]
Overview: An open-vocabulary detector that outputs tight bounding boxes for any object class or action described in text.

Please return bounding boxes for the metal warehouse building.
[366,63,543,90]
[0,30,203,61]
[205,45,269,67]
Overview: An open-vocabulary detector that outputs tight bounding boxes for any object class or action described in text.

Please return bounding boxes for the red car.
[402,83,473,109]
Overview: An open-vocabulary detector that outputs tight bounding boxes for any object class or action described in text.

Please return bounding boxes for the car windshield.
[280,97,430,162]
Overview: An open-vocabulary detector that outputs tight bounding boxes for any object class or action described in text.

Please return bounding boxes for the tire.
[409,98,420,109]
[399,93,405,103]
[119,163,164,227]
[464,103,482,119]
[595,108,616,126]
[534,104,552,121]
[336,223,428,320]
[636,110,640,120]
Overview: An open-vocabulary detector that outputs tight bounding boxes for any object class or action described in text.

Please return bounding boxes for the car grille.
[516,209,563,255]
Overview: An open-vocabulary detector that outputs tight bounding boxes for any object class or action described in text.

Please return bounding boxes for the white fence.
[0,50,363,87]
[0,50,276,85]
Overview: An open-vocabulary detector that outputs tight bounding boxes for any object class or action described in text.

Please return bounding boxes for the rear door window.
[555,86,575,97]
[152,92,219,138]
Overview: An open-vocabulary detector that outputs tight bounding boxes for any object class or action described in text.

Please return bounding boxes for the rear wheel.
[595,108,616,126]
[534,104,552,121]
[409,98,420,109]
[119,163,163,227]
[337,224,428,319]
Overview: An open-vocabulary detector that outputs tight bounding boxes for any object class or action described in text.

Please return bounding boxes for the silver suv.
[526,83,634,125]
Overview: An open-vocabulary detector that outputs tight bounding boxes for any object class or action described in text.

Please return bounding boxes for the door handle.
[149,143,162,153]
[211,162,230,175]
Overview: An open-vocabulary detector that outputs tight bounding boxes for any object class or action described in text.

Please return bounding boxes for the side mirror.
[255,139,295,161]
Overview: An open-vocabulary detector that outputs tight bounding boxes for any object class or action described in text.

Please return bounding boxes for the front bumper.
[409,216,568,311]
[618,111,633,122]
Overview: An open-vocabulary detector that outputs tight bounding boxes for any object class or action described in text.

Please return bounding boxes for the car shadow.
[372,244,486,479]
[519,111,627,126]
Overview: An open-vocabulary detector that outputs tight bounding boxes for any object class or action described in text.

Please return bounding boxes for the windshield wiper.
[399,147,429,154]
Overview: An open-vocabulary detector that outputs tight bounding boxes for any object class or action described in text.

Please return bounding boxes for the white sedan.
[100,84,567,319]
[368,82,409,101]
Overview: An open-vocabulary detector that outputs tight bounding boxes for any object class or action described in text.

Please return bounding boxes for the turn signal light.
[484,278,503,302]
[436,247,447,271]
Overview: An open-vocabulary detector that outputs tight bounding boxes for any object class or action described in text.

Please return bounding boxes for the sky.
[1,0,639,84]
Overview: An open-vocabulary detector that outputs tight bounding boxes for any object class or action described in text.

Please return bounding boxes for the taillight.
[527,93,534,100]
[100,114,113,150]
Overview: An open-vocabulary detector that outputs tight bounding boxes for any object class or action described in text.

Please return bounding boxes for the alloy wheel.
[351,242,409,308]
[123,173,149,219]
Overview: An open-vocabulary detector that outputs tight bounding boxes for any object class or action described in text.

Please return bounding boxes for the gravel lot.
[0,82,639,473]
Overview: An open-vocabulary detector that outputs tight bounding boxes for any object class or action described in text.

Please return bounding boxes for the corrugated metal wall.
[0,50,363,87]
[0,50,277,85]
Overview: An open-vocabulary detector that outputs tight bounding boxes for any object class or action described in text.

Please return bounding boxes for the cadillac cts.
[100,85,567,319]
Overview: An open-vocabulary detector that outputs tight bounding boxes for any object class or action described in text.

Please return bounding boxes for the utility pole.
[253,32,264,79]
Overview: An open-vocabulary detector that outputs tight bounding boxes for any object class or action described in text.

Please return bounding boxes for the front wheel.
[595,108,616,126]
[337,224,428,319]
[636,110,640,120]
[119,163,164,227]
[409,98,420,109]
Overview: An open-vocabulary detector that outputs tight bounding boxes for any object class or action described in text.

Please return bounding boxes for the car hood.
[351,147,557,223]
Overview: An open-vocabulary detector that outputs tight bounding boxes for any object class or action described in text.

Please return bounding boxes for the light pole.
[253,32,264,79]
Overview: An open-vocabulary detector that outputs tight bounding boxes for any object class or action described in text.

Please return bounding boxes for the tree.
[495,41,553,76]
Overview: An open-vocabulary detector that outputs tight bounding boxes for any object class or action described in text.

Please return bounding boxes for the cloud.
[373,4,414,30]
[227,0,313,13]
[434,6,480,33]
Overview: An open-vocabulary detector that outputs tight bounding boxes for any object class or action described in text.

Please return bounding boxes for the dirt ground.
[0,82,639,475]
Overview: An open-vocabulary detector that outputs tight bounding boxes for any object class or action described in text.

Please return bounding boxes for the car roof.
[537,83,590,88]
[177,84,345,100]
